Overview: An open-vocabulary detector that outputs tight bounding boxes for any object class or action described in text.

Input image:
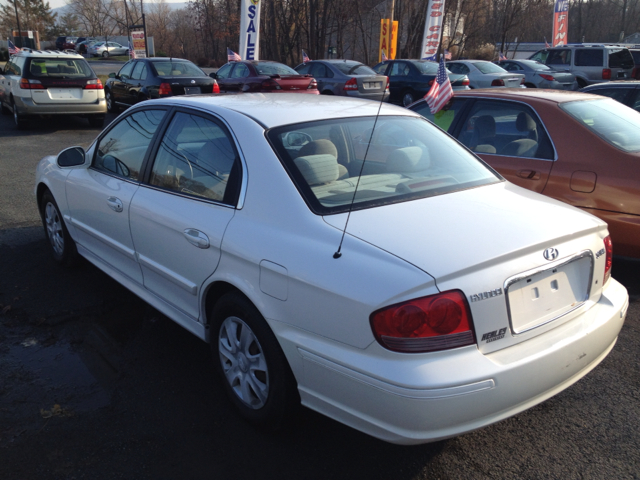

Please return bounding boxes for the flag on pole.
[227,48,242,62]
[424,57,453,114]
[8,39,20,55]
[128,41,136,59]
[499,52,507,61]
[381,49,388,61]
[544,37,551,49]
[302,50,310,63]
[443,49,452,60]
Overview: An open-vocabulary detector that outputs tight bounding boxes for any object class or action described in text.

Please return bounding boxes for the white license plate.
[50,89,82,100]
[506,253,592,334]
[184,87,201,95]
[365,82,380,89]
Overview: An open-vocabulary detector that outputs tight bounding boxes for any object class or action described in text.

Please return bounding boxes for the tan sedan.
[410,89,640,259]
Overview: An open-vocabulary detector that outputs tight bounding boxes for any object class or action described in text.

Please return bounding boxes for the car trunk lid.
[157,76,217,95]
[323,182,607,354]
[270,74,314,91]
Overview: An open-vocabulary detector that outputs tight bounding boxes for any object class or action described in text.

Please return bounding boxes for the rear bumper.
[14,95,107,116]
[276,278,628,445]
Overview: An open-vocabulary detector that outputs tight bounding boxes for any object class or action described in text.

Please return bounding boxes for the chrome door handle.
[106,196,123,212]
[183,229,210,249]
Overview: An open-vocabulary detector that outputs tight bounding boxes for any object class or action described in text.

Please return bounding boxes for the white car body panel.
[34,94,628,445]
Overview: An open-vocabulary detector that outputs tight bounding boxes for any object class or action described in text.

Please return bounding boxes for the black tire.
[40,190,79,266]
[0,99,9,115]
[210,292,299,430]
[11,97,29,129]
[88,116,104,128]
[321,90,334,95]
[576,78,587,89]
[105,90,119,113]
[102,51,109,58]
[402,90,415,107]
[525,83,536,88]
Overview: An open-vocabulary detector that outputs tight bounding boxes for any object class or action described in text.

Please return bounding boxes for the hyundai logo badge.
[543,248,559,261]
[191,80,196,84]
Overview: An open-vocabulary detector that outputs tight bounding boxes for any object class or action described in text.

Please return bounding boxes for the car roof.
[136,93,417,128]
[144,57,194,63]
[12,49,84,59]
[452,89,605,104]
[582,81,640,88]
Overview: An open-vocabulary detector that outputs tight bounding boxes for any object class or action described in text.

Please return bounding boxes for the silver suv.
[529,44,635,87]
[0,49,106,129]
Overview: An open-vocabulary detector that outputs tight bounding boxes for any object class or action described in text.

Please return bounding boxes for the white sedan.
[447,60,526,88]
[35,94,628,444]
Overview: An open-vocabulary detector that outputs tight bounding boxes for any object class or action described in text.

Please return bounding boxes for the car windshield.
[561,98,640,152]
[267,115,500,215]
[256,62,298,75]
[333,62,376,75]
[28,58,94,79]
[152,61,205,76]
[473,62,508,74]
[413,61,439,74]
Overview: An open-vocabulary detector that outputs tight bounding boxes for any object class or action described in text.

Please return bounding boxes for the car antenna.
[333,75,387,259]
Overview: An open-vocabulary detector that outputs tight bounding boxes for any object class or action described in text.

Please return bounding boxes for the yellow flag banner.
[379,20,398,63]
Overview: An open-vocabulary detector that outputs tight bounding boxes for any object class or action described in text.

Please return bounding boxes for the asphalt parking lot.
[0,109,639,479]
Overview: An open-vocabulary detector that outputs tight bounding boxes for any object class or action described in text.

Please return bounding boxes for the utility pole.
[13,0,23,48]
[141,0,148,57]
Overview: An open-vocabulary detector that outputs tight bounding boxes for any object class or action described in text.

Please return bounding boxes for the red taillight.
[20,78,43,89]
[491,79,505,86]
[462,78,470,86]
[370,290,475,353]
[159,82,172,95]
[385,76,390,91]
[261,79,282,91]
[212,81,220,94]
[538,73,555,81]
[602,68,612,80]
[84,78,103,90]
[308,78,318,90]
[343,77,358,90]
[603,235,613,285]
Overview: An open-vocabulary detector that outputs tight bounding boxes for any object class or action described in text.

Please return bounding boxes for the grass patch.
[98,74,110,85]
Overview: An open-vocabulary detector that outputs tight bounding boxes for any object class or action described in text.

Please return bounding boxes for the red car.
[211,60,318,94]
[409,89,640,260]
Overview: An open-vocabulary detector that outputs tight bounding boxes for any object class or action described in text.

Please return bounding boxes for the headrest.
[294,154,339,186]
[387,147,431,173]
[297,139,338,159]
[474,116,496,137]
[516,112,536,132]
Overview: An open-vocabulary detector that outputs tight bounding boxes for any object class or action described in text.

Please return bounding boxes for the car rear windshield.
[608,48,635,68]
[152,61,204,76]
[26,58,94,79]
[333,62,376,75]
[256,62,298,76]
[561,98,640,152]
[474,61,508,74]
[267,115,500,215]
[412,61,439,74]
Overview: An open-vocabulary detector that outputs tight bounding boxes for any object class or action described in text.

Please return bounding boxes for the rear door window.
[546,50,571,65]
[456,100,554,160]
[608,48,635,68]
[575,49,603,67]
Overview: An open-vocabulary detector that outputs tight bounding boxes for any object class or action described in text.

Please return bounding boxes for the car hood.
[323,181,604,282]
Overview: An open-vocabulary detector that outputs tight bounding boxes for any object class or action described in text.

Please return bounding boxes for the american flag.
[128,41,136,59]
[499,52,507,61]
[443,49,452,60]
[545,38,551,49]
[8,39,20,55]
[227,48,241,62]
[302,50,310,63]
[381,50,388,61]
[424,57,453,114]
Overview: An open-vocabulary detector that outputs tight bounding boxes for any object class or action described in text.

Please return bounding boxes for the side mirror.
[209,72,217,79]
[108,72,116,78]
[57,146,86,167]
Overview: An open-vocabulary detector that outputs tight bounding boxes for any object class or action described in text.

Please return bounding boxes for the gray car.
[295,59,389,101]
[528,44,635,87]
[88,41,128,58]
[498,59,577,90]
[446,60,525,89]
